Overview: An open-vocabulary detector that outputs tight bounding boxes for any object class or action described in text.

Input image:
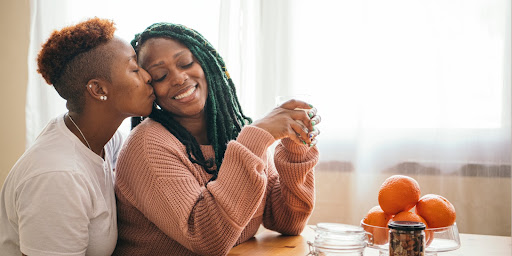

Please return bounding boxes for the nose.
[170,70,189,87]
[140,68,152,85]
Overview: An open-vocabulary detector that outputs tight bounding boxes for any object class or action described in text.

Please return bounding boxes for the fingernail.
[308,104,313,108]
[311,121,316,126]
[302,140,306,145]
[308,112,313,118]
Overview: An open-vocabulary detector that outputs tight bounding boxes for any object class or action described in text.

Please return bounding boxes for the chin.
[142,108,153,117]
[136,105,153,117]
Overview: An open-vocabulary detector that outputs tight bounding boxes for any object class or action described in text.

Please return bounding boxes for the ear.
[85,79,109,102]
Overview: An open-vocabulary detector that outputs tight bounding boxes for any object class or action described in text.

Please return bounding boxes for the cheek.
[152,83,172,106]
[190,65,205,80]
[193,69,208,92]
[198,69,206,80]
[152,83,167,97]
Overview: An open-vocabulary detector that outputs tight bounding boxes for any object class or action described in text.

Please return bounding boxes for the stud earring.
[88,84,92,88]
[100,95,107,101]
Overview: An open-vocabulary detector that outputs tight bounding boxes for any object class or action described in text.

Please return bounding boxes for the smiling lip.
[173,85,197,100]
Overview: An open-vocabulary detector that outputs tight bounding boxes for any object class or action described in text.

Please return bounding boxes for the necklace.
[67,113,92,150]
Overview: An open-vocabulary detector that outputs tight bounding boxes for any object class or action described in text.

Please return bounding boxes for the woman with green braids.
[113,23,321,256]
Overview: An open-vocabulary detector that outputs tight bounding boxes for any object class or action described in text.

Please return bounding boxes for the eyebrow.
[146,50,186,70]
[147,61,164,70]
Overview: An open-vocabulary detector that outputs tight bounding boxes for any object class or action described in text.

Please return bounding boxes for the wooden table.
[228,226,511,255]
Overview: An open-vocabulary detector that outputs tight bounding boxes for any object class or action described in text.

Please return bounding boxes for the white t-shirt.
[0,114,123,256]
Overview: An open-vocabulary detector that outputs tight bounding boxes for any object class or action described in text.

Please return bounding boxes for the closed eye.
[153,74,167,83]
[182,61,194,69]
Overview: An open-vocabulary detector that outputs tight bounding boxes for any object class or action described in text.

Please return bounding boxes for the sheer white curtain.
[217,0,297,118]
[280,0,511,236]
[284,0,510,169]
[222,0,511,236]
[26,0,68,148]
[27,0,510,235]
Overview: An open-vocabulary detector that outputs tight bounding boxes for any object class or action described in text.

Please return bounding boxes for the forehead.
[138,37,189,68]
[104,37,136,60]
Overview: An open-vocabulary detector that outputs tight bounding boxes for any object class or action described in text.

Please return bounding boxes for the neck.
[175,112,209,145]
[65,109,125,156]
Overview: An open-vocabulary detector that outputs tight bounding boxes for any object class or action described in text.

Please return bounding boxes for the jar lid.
[316,223,365,234]
[311,223,368,252]
[388,221,426,231]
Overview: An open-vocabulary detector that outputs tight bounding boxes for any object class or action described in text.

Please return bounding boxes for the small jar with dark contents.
[388,221,425,256]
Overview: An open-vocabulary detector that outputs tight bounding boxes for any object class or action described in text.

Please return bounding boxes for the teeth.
[174,86,196,99]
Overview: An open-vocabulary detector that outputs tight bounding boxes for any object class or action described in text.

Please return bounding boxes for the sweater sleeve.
[115,123,275,256]
[262,138,318,235]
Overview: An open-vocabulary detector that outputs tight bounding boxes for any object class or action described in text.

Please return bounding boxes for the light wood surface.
[228,226,511,256]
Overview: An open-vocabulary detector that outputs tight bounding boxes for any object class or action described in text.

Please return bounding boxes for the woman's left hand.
[252,99,321,147]
[303,106,321,147]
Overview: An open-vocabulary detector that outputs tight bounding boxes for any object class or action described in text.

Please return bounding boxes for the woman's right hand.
[251,99,320,146]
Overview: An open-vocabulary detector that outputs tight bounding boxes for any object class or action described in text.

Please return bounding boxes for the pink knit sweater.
[113,119,318,256]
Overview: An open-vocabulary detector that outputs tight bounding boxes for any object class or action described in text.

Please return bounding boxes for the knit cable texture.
[113,119,318,256]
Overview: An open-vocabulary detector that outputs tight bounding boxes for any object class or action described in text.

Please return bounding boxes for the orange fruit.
[392,211,427,224]
[362,205,392,245]
[392,211,434,246]
[378,175,421,215]
[363,205,392,227]
[415,194,456,228]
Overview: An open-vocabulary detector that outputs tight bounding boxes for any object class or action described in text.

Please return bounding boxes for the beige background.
[0,0,29,186]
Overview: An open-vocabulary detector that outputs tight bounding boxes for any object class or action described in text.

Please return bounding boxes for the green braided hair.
[131,22,252,182]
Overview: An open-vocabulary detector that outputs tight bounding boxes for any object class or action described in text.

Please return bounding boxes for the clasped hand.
[252,99,321,147]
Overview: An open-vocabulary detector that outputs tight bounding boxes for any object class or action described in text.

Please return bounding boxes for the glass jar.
[307,223,373,256]
[388,221,426,256]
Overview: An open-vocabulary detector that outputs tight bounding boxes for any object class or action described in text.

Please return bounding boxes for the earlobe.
[86,79,108,102]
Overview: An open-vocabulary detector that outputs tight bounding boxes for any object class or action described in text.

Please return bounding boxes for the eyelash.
[152,61,194,83]
[153,74,166,83]
[183,61,194,68]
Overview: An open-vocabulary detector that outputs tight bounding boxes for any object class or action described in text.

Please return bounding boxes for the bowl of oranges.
[361,175,460,256]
